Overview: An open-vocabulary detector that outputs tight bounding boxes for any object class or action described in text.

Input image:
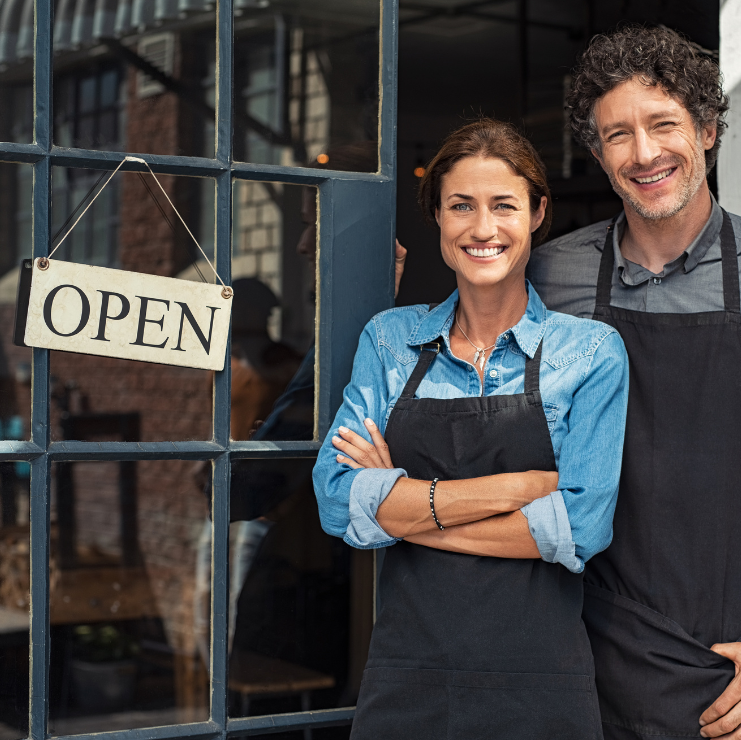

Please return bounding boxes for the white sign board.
[24,259,232,371]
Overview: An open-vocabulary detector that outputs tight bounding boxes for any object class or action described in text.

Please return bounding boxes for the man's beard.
[605,145,707,221]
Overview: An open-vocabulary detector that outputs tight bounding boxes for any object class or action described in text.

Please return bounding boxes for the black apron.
[351,331,603,740]
[584,211,741,740]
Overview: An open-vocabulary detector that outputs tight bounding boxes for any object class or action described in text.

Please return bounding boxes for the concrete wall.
[719,0,741,212]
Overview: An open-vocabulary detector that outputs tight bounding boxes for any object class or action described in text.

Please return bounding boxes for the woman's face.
[436,155,546,291]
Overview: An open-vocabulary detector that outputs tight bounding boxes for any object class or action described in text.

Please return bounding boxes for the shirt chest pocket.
[542,402,559,433]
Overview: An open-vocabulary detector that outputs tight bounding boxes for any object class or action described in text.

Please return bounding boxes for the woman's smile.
[462,243,507,259]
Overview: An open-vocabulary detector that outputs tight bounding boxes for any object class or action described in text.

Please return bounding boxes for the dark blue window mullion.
[211,0,234,733]
[30,0,53,736]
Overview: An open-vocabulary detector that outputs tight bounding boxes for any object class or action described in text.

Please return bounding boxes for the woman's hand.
[332,419,394,470]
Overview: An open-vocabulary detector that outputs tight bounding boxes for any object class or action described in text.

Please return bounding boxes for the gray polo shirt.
[527,196,741,318]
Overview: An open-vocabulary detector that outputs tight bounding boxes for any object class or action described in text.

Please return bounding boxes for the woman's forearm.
[404,510,539,559]
[376,471,557,539]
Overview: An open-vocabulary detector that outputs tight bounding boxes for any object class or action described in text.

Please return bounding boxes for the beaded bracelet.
[429,477,445,531]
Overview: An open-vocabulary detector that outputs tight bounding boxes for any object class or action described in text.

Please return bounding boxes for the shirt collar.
[612,194,723,285]
[406,280,547,359]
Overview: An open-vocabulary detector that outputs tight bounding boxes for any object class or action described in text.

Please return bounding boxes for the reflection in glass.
[0,460,30,740]
[46,168,215,443]
[0,0,33,145]
[48,459,210,734]
[224,461,373,722]
[0,163,33,441]
[233,1,380,171]
[228,180,317,443]
[50,3,216,158]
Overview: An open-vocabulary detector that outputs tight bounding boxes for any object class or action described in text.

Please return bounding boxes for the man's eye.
[607,131,627,141]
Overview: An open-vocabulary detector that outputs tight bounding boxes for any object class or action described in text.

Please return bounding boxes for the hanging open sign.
[21,156,232,371]
[24,259,231,371]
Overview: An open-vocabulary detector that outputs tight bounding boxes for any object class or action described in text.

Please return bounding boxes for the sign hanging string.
[45,156,230,295]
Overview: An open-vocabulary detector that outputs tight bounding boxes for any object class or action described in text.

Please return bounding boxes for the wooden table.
[229,650,335,739]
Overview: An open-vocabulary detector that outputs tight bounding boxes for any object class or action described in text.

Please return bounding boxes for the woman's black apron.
[350,331,602,740]
[584,211,741,740]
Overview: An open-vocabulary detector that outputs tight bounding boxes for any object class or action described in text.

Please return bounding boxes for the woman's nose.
[470,210,497,241]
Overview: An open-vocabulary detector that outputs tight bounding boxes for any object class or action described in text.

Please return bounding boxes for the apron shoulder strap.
[594,219,618,311]
[720,210,740,314]
[524,339,543,395]
[399,303,442,401]
[399,343,440,400]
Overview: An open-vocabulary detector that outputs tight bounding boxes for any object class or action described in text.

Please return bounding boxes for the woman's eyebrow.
[446,193,473,201]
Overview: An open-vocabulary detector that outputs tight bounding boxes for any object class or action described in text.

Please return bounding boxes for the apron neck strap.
[524,340,543,395]
[595,211,740,314]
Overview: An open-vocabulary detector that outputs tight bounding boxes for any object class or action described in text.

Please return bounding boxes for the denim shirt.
[312,282,629,573]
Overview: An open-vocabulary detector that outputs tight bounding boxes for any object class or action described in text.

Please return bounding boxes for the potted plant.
[70,624,139,713]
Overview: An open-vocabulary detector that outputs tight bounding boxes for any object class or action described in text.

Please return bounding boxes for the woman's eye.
[451,203,472,211]
[494,203,516,211]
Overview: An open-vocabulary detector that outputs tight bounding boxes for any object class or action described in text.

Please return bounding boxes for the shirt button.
[502,333,510,341]
[489,369,498,378]
[652,277,661,285]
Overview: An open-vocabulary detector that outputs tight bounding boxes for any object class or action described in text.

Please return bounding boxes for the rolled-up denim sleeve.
[556,330,629,567]
[521,492,582,573]
[345,468,407,549]
[313,319,407,548]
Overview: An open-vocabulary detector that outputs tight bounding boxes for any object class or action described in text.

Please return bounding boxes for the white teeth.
[465,246,505,257]
[635,168,673,184]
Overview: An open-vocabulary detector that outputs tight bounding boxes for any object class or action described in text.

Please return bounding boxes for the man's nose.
[633,128,662,168]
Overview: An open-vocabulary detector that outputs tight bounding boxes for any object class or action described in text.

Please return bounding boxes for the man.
[527,25,741,740]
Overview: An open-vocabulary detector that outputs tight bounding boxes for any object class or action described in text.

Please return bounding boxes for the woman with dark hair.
[313,119,629,739]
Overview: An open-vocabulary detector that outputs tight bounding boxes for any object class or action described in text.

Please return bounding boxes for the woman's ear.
[435,207,441,227]
[531,196,547,233]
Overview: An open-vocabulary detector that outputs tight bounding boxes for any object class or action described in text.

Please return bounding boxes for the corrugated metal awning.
[0,0,224,65]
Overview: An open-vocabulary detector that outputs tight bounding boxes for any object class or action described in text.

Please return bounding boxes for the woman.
[312,119,629,739]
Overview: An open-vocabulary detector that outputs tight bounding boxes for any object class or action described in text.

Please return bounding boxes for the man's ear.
[591,148,606,171]
[703,122,717,151]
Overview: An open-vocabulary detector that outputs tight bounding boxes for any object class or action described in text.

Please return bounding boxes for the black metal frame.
[0,1,398,737]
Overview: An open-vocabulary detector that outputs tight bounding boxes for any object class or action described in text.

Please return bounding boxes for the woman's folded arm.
[404,511,539,558]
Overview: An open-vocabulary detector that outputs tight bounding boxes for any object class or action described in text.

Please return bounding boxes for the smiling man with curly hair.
[527,24,741,740]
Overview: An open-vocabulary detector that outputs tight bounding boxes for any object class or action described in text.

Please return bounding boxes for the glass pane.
[230,181,316,442]
[0,0,33,145]
[0,460,30,740]
[48,168,215,442]
[233,1,380,171]
[52,3,216,158]
[227,459,372,719]
[0,163,32,441]
[48,459,210,734]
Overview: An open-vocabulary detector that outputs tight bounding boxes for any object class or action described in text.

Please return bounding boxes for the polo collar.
[406,281,547,359]
[613,194,723,284]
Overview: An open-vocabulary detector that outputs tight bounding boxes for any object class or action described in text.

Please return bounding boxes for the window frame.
[0,1,398,737]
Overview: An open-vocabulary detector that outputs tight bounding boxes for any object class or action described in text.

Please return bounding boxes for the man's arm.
[698,643,741,738]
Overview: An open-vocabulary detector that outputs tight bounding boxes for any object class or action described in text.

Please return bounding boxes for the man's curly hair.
[568,25,729,173]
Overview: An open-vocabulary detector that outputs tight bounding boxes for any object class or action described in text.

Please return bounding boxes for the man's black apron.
[351,332,602,740]
[585,211,741,740]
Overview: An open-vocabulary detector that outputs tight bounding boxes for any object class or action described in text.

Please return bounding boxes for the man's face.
[591,77,716,220]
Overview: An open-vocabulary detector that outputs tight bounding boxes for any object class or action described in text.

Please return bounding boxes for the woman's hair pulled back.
[418,118,552,247]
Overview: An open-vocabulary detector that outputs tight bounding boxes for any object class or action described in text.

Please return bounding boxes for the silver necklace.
[455,313,497,370]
